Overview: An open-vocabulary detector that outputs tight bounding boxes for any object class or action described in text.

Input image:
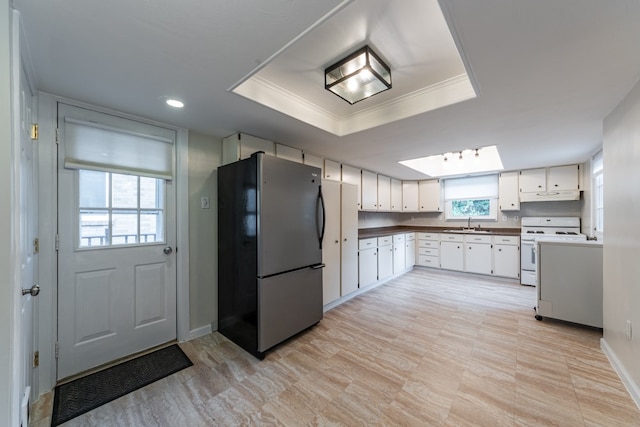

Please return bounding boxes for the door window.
[79,170,165,248]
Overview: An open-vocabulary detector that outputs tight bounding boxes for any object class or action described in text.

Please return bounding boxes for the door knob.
[163,247,173,255]
[22,284,40,297]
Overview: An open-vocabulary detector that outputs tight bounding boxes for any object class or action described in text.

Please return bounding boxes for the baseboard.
[601,338,640,410]
[186,324,212,341]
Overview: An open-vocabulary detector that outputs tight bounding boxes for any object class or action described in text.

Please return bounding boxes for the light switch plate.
[201,196,210,209]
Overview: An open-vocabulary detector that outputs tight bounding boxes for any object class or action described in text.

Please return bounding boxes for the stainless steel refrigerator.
[218,152,325,359]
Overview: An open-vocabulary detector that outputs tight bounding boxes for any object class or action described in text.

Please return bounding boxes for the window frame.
[591,151,604,239]
[443,174,499,221]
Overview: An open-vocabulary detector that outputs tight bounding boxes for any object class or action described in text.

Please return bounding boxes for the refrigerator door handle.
[311,263,326,269]
[317,186,326,250]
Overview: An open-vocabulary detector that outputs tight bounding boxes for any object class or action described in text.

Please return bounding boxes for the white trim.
[601,338,640,410]
[176,127,190,342]
[188,324,212,341]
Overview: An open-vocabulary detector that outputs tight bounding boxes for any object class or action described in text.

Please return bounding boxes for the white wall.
[188,132,222,333]
[602,78,640,406]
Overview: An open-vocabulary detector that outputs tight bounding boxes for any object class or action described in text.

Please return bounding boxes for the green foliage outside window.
[451,199,491,217]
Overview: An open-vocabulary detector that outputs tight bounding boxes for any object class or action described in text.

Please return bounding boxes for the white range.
[520,217,586,286]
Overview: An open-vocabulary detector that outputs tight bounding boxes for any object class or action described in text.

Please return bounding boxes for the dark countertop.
[358,226,521,239]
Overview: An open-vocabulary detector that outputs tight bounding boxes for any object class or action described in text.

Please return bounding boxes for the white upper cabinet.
[377,175,391,212]
[519,168,547,193]
[275,143,303,163]
[498,171,520,211]
[341,165,362,210]
[222,133,274,165]
[390,178,402,212]
[303,152,324,174]
[418,179,442,212]
[402,181,419,211]
[324,159,342,181]
[361,170,378,211]
[548,164,579,190]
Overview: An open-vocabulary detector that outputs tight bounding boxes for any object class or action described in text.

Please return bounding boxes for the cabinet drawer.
[359,238,377,250]
[417,232,439,240]
[440,233,464,242]
[493,235,519,245]
[393,234,405,244]
[418,247,439,256]
[405,232,416,241]
[417,240,439,249]
[464,235,492,244]
[377,236,392,246]
[417,255,439,267]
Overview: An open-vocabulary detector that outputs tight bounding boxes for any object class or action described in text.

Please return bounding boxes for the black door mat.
[51,344,193,426]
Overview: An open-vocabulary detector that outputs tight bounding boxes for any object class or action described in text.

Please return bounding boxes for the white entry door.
[57,104,177,380]
[17,51,38,426]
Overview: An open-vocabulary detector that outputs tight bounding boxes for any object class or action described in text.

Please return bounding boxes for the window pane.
[112,210,138,244]
[451,199,491,217]
[112,174,138,208]
[141,211,164,243]
[79,209,109,247]
[79,170,109,208]
[140,177,162,209]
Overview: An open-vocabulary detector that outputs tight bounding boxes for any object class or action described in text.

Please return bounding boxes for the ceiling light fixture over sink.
[399,145,504,178]
[325,45,391,104]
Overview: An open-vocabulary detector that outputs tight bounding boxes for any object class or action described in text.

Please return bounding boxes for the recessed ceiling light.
[166,99,184,108]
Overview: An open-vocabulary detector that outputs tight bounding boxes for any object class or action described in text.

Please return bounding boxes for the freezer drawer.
[258,266,323,352]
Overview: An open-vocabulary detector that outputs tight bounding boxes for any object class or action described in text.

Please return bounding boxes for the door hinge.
[31,124,38,140]
[55,128,60,144]
[55,234,60,251]
[54,342,59,359]
[33,351,39,367]
[33,238,39,254]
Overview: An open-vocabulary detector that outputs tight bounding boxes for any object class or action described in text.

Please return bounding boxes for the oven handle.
[532,244,536,264]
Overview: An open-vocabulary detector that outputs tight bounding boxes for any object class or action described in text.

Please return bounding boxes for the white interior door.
[56,104,177,380]
[17,59,37,426]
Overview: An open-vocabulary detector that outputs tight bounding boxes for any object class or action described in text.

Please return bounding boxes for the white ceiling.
[13,0,640,180]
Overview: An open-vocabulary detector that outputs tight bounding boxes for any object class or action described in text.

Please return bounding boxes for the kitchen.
[2,0,640,425]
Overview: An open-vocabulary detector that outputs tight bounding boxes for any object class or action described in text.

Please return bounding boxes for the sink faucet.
[468,217,471,229]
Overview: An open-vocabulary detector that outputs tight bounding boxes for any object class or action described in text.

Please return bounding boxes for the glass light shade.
[325,46,391,104]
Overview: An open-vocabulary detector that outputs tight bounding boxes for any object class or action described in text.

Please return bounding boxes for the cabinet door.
[519,168,546,192]
[402,181,419,211]
[499,171,520,211]
[361,170,378,210]
[390,178,403,212]
[303,153,324,175]
[324,159,341,181]
[405,238,416,268]
[377,175,391,211]
[393,243,405,273]
[342,165,362,210]
[548,165,579,191]
[358,247,378,288]
[275,143,303,163]
[341,184,359,296]
[239,134,274,159]
[493,244,520,278]
[321,180,341,305]
[440,241,464,271]
[465,243,492,275]
[418,179,441,212]
[378,244,393,280]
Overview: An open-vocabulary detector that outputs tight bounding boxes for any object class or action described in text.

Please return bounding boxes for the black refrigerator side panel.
[218,156,259,355]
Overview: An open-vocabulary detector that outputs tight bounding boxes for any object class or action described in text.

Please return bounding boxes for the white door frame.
[35,93,190,396]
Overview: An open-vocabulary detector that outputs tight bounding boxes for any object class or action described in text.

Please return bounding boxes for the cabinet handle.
[335,240,339,244]
[344,238,347,242]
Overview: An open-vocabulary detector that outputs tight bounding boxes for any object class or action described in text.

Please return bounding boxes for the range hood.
[520,190,581,202]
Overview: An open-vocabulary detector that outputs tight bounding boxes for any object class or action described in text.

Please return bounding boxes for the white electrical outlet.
[200,196,210,209]
[502,215,508,221]
[513,215,519,221]
[626,320,632,341]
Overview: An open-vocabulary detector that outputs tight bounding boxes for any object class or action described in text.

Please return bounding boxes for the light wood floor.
[33,268,640,426]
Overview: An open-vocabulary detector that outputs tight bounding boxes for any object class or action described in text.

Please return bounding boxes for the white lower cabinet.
[377,237,393,281]
[404,233,416,268]
[440,240,464,271]
[493,236,520,279]
[358,238,378,288]
[416,232,440,267]
[393,234,406,273]
[465,235,493,275]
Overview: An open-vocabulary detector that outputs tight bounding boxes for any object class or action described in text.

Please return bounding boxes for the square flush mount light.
[325,45,391,104]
